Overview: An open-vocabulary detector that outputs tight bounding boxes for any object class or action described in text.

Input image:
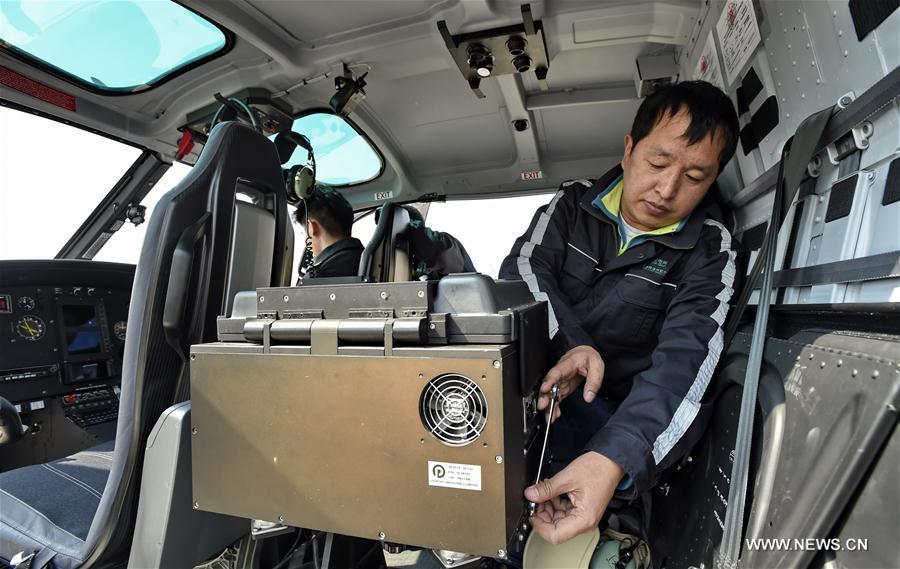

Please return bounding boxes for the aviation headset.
[274,130,317,205]
[274,130,320,276]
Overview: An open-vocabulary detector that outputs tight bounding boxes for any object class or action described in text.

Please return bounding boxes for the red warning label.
[0,66,76,112]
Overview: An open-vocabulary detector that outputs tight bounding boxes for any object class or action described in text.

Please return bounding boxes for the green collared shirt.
[591,175,687,255]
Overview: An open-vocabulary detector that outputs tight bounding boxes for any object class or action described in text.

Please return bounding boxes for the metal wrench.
[528,383,560,518]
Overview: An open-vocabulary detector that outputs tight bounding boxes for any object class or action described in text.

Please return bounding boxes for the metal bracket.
[261,319,275,354]
[282,309,324,319]
[310,319,340,355]
[807,154,823,178]
[383,320,394,357]
[826,121,873,165]
[349,309,392,318]
[250,519,293,540]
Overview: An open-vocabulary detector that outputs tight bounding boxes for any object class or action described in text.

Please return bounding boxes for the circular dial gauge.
[16,315,45,341]
[17,296,35,311]
[113,320,127,341]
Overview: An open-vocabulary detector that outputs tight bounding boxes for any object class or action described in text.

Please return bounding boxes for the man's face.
[620,109,725,231]
[306,218,325,257]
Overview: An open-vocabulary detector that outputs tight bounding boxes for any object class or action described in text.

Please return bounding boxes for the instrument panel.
[0,261,135,409]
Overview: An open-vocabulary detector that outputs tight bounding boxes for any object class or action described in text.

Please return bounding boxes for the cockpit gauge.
[113,320,127,341]
[16,315,45,341]
[18,296,35,311]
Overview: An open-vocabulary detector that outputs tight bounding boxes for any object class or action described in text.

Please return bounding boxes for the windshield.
[425,194,555,278]
[0,106,142,259]
[0,0,228,93]
[278,112,383,186]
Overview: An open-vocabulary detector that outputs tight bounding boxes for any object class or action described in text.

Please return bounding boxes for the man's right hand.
[538,345,605,422]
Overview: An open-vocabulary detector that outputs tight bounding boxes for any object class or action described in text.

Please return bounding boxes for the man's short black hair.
[629,80,739,173]
[293,183,354,238]
[374,204,425,225]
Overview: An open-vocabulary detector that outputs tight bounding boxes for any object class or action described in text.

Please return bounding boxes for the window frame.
[0,1,235,96]
[288,107,386,188]
[0,98,157,259]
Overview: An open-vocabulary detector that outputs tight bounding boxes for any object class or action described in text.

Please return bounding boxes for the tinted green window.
[0,0,228,93]
[280,112,383,186]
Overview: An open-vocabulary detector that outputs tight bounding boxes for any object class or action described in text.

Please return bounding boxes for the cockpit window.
[0,0,229,94]
[279,112,384,186]
[0,106,142,260]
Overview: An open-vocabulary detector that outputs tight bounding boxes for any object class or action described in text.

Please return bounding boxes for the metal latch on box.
[245,316,427,355]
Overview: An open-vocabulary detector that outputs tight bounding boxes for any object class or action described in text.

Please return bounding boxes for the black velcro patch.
[882,157,900,206]
[736,86,750,115]
[751,96,779,143]
[741,221,767,251]
[825,175,858,222]
[740,123,758,155]
[849,0,899,41]
[741,67,764,105]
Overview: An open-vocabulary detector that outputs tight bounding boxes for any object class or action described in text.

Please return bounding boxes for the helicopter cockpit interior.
[1,1,898,569]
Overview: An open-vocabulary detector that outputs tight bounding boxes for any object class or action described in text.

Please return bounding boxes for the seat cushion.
[0,441,114,568]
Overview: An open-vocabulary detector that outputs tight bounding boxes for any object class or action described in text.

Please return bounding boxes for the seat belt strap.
[31,546,57,569]
[12,546,58,569]
[715,106,833,569]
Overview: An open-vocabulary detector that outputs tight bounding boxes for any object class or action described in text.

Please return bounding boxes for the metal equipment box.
[190,275,548,558]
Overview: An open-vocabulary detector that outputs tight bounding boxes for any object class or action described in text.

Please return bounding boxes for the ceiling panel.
[361,68,515,175]
[536,100,640,162]
[246,0,442,44]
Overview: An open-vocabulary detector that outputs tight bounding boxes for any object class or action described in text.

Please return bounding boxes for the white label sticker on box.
[428,460,482,491]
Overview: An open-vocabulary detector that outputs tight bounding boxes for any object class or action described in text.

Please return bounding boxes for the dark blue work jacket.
[499,165,737,495]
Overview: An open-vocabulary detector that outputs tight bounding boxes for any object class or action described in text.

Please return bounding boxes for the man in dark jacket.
[399,205,477,279]
[295,183,364,280]
[499,81,739,545]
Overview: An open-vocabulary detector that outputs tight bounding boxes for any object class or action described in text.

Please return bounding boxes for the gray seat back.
[359,203,413,282]
[82,121,289,565]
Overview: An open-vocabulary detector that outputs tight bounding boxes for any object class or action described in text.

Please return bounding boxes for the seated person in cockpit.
[294,182,365,281]
[393,204,476,279]
[295,185,476,282]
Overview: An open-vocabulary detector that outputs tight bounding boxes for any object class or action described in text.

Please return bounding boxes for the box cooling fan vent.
[420,374,488,446]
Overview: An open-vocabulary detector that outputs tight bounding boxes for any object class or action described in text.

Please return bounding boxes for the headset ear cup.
[293,166,315,201]
[283,165,301,205]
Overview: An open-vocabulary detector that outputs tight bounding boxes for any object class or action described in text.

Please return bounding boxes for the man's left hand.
[539,345,606,422]
[525,452,624,545]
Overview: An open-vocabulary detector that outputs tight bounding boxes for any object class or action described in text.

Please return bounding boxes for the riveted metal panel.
[190,345,526,557]
[743,330,900,569]
[649,329,899,569]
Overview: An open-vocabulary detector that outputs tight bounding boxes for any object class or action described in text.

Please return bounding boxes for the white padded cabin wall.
[678,0,900,305]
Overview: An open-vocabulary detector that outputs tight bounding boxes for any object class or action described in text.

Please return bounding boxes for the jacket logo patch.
[643,258,670,276]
